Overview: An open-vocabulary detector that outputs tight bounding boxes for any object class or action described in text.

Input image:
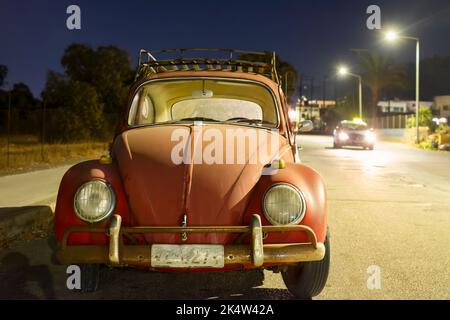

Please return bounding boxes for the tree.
[357,51,406,120]
[44,71,104,141]
[402,55,450,101]
[11,83,37,109]
[0,65,7,88]
[61,44,133,113]
[335,94,360,120]
[43,44,134,141]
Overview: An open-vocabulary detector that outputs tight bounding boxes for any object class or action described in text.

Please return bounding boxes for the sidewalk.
[0,165,71,208]
[0,165,71,246]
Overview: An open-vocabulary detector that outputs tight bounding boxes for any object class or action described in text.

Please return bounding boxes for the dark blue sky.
[1,0,449,97]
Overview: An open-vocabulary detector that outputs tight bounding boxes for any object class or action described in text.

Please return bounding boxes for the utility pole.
[41,99,46,161]
[6,86,11,168]
[415,39,420,144]
[322,76,326,109]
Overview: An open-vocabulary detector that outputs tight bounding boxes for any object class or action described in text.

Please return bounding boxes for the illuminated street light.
[383,29,420,144]
[338,66,348,76]
[385,31,399,42]
[337,66,363,119]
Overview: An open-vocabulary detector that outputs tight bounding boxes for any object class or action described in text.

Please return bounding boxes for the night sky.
[1,0,449,98]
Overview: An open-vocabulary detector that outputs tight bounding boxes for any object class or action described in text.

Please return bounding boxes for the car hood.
[344,129,368,135]
[113,124,287,243]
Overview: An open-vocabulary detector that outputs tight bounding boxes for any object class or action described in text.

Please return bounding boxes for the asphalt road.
[1,135,449,299]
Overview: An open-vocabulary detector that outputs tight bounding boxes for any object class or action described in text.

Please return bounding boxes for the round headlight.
[74,180,116,223]
[339,132,349,141]
[263,184,306,225]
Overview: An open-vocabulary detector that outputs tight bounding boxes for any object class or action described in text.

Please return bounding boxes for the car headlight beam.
[263,183,306,225]
[74,180,116,223]
[365,131,376,143]
[339,132,349,141]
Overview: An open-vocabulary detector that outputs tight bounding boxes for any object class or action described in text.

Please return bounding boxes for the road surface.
[1,135,449,299]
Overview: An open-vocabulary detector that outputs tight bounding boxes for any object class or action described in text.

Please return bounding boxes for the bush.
[406,108,437,132]
[436,124,449,135]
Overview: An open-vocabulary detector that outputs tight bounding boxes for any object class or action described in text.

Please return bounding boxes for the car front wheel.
[281,229,330,300]
[80,264,100,293]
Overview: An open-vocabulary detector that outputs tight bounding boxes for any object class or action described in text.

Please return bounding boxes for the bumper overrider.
[56,214,326,268]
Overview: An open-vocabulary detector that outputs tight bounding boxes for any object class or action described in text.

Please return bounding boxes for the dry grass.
[0,139,109,175]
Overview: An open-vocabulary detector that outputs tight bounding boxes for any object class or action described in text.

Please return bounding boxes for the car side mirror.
[298,120,313,133]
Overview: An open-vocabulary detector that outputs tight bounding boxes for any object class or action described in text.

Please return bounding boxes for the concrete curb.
[0,202,55,247]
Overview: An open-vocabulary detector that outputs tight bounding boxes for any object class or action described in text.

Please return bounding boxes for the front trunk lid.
[113,124,287,244]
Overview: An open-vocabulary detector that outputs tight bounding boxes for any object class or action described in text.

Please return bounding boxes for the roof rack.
[135,48,280,84]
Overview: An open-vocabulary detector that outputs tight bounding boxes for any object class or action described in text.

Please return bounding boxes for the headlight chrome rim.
[73,179,116,223]
[262,183,306,225]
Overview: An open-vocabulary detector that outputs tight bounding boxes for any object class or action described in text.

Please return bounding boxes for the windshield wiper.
[178,117,221,122]
[226,117,264,125]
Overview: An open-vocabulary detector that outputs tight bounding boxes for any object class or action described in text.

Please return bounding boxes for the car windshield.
[341,122,367,131]
[127,79,278,127]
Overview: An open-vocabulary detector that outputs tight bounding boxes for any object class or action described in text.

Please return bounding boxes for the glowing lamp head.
[385,31,399,42]
[338,67,348,76]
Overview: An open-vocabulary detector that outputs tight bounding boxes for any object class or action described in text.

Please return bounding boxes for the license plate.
[151,244,224,268]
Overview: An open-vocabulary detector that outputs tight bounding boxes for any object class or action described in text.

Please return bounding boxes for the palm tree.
[357,51,406,121]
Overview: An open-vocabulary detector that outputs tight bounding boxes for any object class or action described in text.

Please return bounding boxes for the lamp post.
[337,67,363,119]
[6,83,12,168]
[385,31,420,144]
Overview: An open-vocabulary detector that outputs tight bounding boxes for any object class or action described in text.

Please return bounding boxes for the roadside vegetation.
[0,135,108,175]
[0,44,133,173]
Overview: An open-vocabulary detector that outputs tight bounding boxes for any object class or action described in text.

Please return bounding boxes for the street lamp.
[384,30,420,144]
[337,66,363,119]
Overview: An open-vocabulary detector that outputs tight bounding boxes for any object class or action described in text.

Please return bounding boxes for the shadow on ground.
[0,251,55,299]
[0,206,53,248]
[0,238,293,300]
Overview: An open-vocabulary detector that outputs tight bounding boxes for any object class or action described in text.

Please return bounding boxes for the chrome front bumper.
[56,214,325,268]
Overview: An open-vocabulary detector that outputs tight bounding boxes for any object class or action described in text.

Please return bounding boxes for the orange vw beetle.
[54,49,330,299]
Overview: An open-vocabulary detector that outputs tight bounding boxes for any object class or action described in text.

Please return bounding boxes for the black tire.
[333,142,340,149]
[282,229,330,300]
[368,145,374,150]
[80,264,100,293]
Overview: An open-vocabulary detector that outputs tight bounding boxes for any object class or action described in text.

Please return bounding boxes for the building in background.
[378,100,433,114]
[433,96,450,120]
[297,99,336,120]
[295,98,336,132]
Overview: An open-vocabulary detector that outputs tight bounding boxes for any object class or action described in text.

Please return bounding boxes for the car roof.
[341,120,368,126]
[135,48,280,85]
